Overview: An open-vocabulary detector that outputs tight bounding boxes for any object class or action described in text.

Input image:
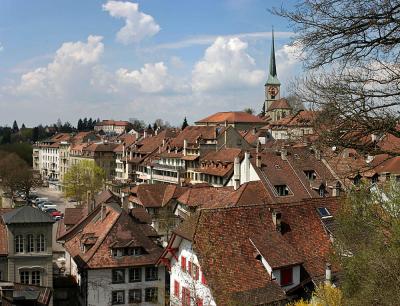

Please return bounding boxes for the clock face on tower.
[268,86,279,97]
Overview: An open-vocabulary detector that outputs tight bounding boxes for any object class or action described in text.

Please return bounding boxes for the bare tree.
[273,0,400,155]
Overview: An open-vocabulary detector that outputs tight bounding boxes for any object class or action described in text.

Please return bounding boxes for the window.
[20,271,29,284]
[319,185,326,197]
[181,256,187,272]
[31,271,41,285]
[174,280,180,297]
[145,267,158,281]
[129,267,142,282]
[182,287,190,306]
[112,248,123,257]
[15,235,24,253]
[112,269,125,283]
[354,174,361,186]
[304,170,317,181]
[274,185,290,196]
[371,173,379,184]
[27,234,35,253]
[189,262,199,280]
[128,289,141,303]
[36,234,45,252]
[201,273,207,285]
[112,290,125,305]
[280,267,293,286]
[145,287,158,303]
[317,207,332,219]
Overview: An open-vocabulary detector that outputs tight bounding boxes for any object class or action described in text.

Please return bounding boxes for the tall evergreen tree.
[88,118,93,130]
[12,120,19,133]
[77,119,83,131]
[21,123,26,129]
[147,124,153,131]
[260,103,266,117]
[83,118,88,131]
[181,117,189,130]
[32,127,39,142]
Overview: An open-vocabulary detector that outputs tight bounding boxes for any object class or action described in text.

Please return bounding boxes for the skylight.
[317,207,332,219]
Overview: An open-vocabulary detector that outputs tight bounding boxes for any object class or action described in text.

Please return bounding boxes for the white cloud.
[275,43,303,84]
[192,36,264,92]
[14,35,104,97]
[0,43,3,52]
[116,62,168,93]
[103,1,160,44]
[154,31,293,50]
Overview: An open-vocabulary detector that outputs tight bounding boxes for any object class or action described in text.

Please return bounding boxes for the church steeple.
[264,28,281,111]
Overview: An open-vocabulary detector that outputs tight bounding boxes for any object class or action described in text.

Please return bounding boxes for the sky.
[0,0,302,127]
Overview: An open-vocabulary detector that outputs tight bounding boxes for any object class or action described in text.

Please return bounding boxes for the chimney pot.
[325,263,332,285]
[272,211,282,232]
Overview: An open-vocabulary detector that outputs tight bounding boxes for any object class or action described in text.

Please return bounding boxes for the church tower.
[264,29,281,111]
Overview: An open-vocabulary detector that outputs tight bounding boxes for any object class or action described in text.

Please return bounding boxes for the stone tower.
[264,29,281,111]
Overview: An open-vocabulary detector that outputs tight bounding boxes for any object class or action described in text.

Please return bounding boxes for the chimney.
[272,211,282,232]
[162,139,166,147]
[155,128,158,135]
[315,149,321,160]
[143,130,147,139]
[233,156,240,190]
[122,144,125,158]
[129,149,132,160]
[224,120,228,127]
[256,154,261,167]
[325,263,332,285]
[244,151,250,183]
[183,139,188,156]
[87,190,93,213]
[332,182,341,197]
[280,148,287,160]
[252,127,257,135]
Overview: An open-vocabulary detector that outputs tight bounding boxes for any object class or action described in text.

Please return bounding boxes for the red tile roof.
[166,197,340,304]
[63,203,162,269]
[129,184,185,208]
[96,120,130,127]
[196,111,266,124]
[267,98,292,111]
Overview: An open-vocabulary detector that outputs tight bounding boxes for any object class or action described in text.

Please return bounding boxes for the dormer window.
[371,173,379,184]
[112,247,145,257]
[319,185,326,197]
[304,170,317,181]
[275,185,290,196]
[280,267,293,286]
[317,207,332,219]
[354,174,361,186]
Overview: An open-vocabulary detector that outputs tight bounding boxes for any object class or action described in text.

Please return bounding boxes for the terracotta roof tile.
[196,111,266,124]
[267,98,292,111]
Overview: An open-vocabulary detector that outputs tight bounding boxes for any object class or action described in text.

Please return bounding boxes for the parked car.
[50,211,63,221]
[37,201,53,209]
[42,204,57,211]
[44,208,58,214]
[35,197,49,204]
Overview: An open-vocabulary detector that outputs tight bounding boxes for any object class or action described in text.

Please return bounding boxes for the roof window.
[317,207,332,219]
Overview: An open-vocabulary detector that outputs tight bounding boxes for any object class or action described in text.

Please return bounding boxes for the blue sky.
[0,0,302,127]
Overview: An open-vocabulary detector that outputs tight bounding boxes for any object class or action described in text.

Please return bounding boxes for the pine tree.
[12,120,19,133]
[147,124,153,131]
[88,118,93,130]
[83,118,88,131]
[77,119,83,131]
[153,122,158,131]
[181,117,189,130]
[32,127,39,142]
[21,123,26,129]
[261,103,266,117]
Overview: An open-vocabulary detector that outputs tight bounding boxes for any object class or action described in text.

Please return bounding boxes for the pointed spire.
[266,27,280,86]
[269,27,277,77]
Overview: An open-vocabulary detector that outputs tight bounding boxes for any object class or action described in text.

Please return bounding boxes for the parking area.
[33,188,78,254]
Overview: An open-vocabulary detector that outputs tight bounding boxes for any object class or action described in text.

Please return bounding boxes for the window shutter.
[188,261,192,275]
[280,267,293,286]
[174,280,180,297]
[201,272,206,285]
[181,256,186,271]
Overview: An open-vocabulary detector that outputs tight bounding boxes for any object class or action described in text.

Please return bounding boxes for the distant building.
[94,120,130,135]
[195,112,267,130]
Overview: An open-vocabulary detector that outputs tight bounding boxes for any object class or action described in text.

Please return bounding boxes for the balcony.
[152,162,185,172]
[152,174,180,184]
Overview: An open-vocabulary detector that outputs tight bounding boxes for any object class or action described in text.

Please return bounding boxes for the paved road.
[34,187,77,254]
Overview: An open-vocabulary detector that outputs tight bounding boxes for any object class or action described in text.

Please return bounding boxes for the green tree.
[243,107,255,115]
[12,120,19,133]
[181,117,189,130]
[332,182,400,305]
[63,160,105,205]
[260,103,266,117]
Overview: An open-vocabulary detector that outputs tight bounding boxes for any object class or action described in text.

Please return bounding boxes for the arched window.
[15,235,24,253]
[36,234,45,252]
[27,234,35,253]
